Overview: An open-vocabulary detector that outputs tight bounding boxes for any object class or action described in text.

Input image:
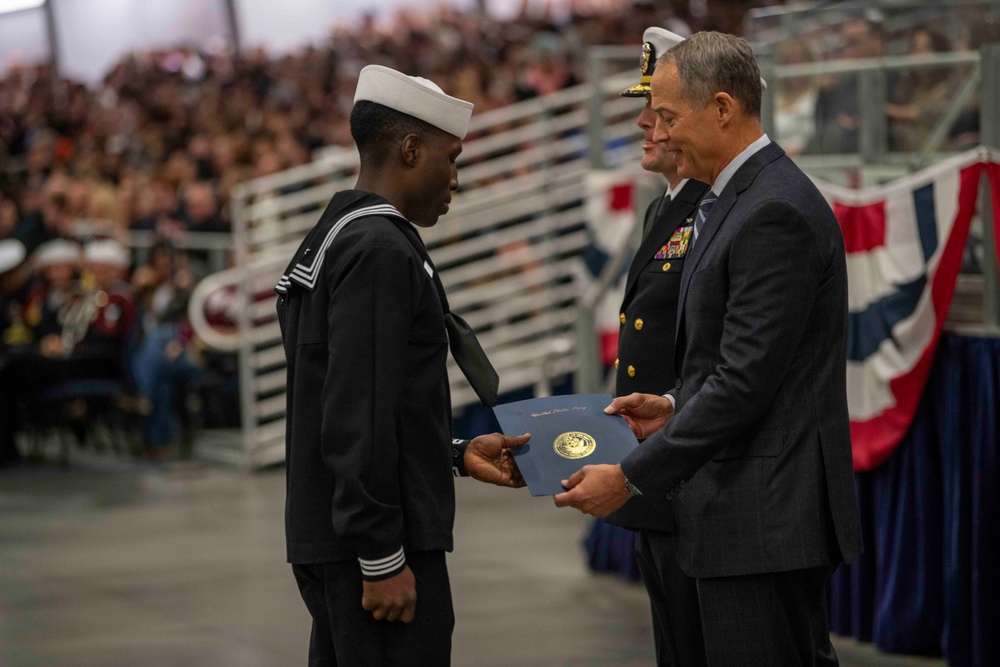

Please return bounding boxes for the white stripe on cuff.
[358,548,406,577]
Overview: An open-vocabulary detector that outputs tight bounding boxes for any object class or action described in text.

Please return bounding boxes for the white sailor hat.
[621,26,767,98]
[0,238,27,274]
[354,65,474,139]
[83,239,131,269]
[622,27,686,97]
[35,238,81,268]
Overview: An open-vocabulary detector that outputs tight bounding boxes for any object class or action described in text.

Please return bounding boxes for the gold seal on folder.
[553,431,597,459]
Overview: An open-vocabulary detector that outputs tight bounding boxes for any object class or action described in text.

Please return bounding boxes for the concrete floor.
[1,453,946,667]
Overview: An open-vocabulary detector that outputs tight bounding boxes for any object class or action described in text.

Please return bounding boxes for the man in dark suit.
[605,25,709,667]
[556,32,861,665]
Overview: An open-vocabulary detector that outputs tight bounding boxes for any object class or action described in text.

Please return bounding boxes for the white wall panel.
[235,0,477,55]
[53,0,230,84]
[235,0,344,55]
[0,7,49,73]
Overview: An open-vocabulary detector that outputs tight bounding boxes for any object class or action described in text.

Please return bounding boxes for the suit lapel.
[680,191,735,282]
[674,143,786,358]
[623,181,707,301]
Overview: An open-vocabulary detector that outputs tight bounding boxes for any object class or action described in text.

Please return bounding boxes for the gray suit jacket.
[620,142,862,578]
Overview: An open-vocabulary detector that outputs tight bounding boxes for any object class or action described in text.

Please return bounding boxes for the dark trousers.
[696,565,838,667]
[0,351,125,464]
[0,353,58,464]
[292,551,453,667]
[636,529,706,667]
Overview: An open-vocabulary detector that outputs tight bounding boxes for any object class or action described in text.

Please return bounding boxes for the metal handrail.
[771,51,979,78]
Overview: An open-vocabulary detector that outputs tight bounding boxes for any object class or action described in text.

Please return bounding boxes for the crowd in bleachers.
[0,0,698,245]
[3,2,993,239]
[2,0,997,466]
[0,0,697,466]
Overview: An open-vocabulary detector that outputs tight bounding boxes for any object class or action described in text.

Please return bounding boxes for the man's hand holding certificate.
[492,394,639,500]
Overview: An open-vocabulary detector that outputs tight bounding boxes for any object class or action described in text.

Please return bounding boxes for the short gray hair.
[658,32,762,118]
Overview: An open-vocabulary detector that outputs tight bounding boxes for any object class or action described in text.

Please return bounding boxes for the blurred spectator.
[0,194,22,238]
[885,27,962,152]
[0,238,39,466]
[130,239,201,455]
[517,32,578,100]
[59,239,137,378]
[132,240,191,343]
[14,192,75,253]
[774,38,820,156]
[163,151,199,188]
[0,239,55,468]
[813,15,895,154]
[132,175,186,234]
[945,9,1000,150]
[183,182,227,234]
[28,238,82,358]
[179,181,227,274]
[79,180,127,237]
[0,238,34,355]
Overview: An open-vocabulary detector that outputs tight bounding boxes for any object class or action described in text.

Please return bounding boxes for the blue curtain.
[829,332,1000,665]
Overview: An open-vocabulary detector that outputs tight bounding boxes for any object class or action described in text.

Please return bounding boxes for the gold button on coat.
[662,262,671,272]
[620,313,626,324]
[627,365,635,377]
[614,358,619,368]
[634,318,644,330]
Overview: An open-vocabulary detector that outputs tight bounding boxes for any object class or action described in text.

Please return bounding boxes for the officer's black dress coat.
[276,191,457,576]
[606,179,708,531]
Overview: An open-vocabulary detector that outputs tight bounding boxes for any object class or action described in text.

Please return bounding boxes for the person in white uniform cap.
[276,65,527,666]
[0,238,33,353]
[58,238,136,370]
[1,238,39,466]
[34,238,81,270]
[0,238,28,295]
[83,238,131,272]
[31,238,82,358]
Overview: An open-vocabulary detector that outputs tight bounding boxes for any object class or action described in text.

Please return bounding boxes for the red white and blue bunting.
[814,146,1000,471]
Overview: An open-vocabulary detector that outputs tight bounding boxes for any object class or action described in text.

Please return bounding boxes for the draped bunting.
[812,147,1000,471]
[583,171,643,367]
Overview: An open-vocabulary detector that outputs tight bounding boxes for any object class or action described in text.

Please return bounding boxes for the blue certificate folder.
[493,394,639,496]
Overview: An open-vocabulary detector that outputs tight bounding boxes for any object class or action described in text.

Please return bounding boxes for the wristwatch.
[452,438,469,477]
[623,474,642,497]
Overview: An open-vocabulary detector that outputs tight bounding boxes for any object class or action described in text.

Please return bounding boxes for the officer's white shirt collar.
[663,178,691,200]
[711,133,770,198]
[663,178,690,201]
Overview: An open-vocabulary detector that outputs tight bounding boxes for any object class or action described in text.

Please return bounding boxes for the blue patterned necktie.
[694,192,718,246]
